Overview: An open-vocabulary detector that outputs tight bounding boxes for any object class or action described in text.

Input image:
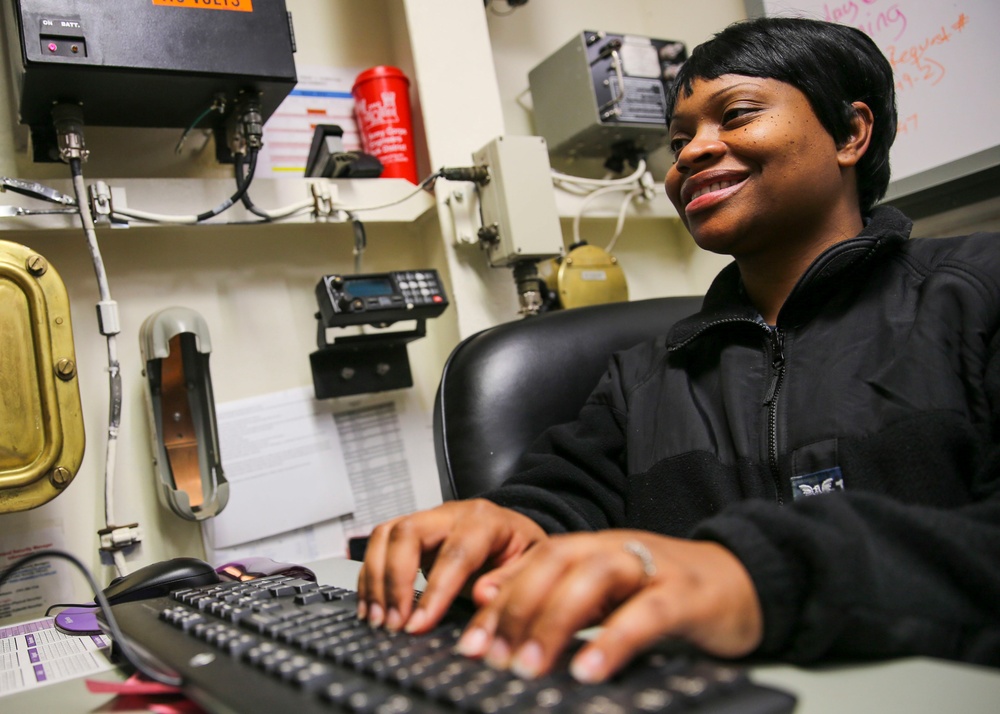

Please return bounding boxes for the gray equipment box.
[528,30,686,159]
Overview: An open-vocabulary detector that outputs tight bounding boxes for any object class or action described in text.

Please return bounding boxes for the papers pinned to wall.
[204,387,355,551]
[203,387,434,566]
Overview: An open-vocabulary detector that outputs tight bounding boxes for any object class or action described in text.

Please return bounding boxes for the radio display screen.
[344,277,394,297]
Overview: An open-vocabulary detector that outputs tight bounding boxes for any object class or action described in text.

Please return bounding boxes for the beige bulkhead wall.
[0,0,754,603]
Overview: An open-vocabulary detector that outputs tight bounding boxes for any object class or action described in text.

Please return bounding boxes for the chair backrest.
[434,295,703,501]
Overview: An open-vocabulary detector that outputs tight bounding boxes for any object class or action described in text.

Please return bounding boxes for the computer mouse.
[101,557,220,605]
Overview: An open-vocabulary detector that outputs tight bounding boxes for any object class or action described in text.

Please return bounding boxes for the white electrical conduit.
[551,159,647,189]
[571,183,646,249]
[70,160,128,578]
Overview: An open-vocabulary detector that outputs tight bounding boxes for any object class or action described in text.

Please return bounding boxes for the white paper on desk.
[205,386,355,549]
[0,617,112,697]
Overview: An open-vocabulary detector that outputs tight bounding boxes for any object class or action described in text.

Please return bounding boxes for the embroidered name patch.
[791,466,845,500]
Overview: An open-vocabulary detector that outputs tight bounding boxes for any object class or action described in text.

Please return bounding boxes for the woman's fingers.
[359,500,547,635]
[453,531,763,683]
[505,546,646,678]
[571,540,763,681]
[357,515,405,624]
[458,534,642,674]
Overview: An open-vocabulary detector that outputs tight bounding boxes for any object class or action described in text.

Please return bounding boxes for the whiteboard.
[746,0,1000,204]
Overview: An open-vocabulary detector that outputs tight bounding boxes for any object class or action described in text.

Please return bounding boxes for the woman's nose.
[674,132,726,173]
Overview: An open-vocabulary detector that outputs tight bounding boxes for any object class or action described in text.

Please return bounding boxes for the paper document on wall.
[202,393,436,567]
[0,525,73,625]
[205,386,355,549]
[255,64,363,175]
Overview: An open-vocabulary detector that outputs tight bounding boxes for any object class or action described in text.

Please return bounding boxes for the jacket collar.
[667,205,913,348]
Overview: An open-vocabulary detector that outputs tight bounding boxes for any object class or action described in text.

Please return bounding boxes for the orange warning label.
[152,0,253,12]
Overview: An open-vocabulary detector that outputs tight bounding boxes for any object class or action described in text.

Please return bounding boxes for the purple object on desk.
[215,556,316,582]
[54,606,101,635]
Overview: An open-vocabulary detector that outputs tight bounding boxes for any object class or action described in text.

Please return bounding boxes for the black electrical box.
[2,0,297,159]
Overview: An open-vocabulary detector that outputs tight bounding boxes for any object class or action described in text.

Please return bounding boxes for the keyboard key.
[323,673,374,705]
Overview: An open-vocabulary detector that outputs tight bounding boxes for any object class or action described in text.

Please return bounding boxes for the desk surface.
[6,556,1000,714]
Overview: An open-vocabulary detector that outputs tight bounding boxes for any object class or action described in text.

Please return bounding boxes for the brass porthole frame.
[0,240,84,513]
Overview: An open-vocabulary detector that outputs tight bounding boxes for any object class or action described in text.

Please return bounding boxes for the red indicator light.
[47,42,58,52]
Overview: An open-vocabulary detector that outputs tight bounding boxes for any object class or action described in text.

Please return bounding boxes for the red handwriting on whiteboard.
[885,13,971,91]
[823,1,908,42]
[896,113,918,137]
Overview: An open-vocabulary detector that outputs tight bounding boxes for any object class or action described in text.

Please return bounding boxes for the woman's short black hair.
[666,17,897,213]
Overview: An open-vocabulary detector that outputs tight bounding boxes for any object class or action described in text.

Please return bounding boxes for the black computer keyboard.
[103,573,796,713]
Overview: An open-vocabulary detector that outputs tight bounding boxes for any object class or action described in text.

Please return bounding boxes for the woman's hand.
[454,530,763,683]
[357,499,547,634]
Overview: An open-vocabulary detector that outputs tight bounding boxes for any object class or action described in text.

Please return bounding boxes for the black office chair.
[434,295,703,501]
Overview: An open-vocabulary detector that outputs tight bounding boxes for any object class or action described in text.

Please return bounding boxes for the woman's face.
[664,75,852,260]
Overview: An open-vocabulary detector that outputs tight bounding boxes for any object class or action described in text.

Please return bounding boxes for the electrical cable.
[46,601,92,616]
[194,147,258,222]
[0,550,183,687]
[111,148,264,225]
[70,157,129,579]
[341,209,367,274]
[174,104,217,155]
[605,187,644,253]
[552,159,650,250]
[343,169,443,213]
[110,205,199,225]
[113,194,315,225]
[551,159,647,189]
[234,152,272,221]
[6,165,431,228]
[570,183,634,246]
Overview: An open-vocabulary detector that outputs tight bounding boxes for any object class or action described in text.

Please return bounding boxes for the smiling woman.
[662,18,895,323]
[664,76,871,323]
[359,16,1000,685]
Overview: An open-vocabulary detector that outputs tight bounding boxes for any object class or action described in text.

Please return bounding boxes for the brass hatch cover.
[0,240,84,513]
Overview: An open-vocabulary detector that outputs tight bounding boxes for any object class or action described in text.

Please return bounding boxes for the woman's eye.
[669,137,689,157]
[722,107,756,125]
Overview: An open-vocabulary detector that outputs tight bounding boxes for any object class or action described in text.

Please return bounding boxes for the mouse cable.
[45,601,93,616]
[0,549,183,687]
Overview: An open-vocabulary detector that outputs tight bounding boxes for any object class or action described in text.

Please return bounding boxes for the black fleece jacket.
[483,206,1000,667]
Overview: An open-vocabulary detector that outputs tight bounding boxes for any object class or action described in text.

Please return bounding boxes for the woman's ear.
[837,101,875,168]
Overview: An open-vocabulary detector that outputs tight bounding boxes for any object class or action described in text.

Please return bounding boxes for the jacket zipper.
[669,317,788,505]
[762,328,786,505]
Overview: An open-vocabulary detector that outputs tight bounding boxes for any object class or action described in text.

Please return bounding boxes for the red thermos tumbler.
[352,66,418,184]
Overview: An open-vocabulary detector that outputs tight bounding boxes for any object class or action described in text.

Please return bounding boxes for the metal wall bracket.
[310,321,426,399]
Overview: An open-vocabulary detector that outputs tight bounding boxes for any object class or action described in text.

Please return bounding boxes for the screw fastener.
[50,466,72,487]
[55,358,76,380]
[26,254,48,276]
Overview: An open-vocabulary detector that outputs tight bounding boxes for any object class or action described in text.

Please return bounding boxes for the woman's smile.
[680,171,749,215]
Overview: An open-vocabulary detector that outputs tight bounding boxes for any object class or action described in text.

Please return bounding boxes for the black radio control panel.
[315,270,448,327]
